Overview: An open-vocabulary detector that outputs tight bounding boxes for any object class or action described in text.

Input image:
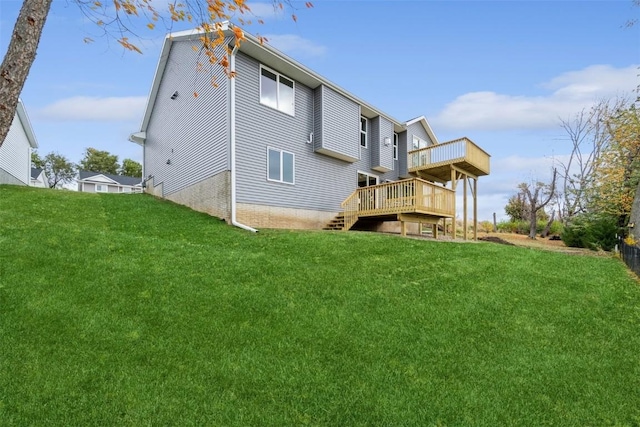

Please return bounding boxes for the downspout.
[229,44,258,233]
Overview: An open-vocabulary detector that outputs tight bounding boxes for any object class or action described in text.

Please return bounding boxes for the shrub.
[562,214,619,251]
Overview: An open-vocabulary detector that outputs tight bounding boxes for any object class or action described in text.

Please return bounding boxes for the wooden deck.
[340,178,455,231]
[408,137,490,182]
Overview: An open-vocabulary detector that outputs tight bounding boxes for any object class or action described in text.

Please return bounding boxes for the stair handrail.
[340,189,360,231]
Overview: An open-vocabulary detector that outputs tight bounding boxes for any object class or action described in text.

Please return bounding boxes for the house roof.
[16,100,38,148]
[78,170,142,186]
[405,116,440,145]
[31,167,43,179]
[132,22,440,142]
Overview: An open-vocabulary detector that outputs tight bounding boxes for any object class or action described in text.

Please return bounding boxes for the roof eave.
[137,22,404,133]
[16,100,38,148]
[405,116,440,144]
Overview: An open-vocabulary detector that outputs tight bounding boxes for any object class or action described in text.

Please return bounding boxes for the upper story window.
[267,147,295,184]
[412,135,428,150]
[360,116,368,148]
[393,133,398,160]
[260,66,295,116]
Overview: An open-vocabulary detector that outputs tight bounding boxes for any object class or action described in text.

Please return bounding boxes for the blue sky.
[1,0,638,220]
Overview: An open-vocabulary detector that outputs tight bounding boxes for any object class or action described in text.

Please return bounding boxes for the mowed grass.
[1,185,639,426]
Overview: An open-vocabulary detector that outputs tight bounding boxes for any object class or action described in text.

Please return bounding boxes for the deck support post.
[451,168,457,239]
[401,220,407,237]
[432,223,438,239]
[463,174,468,241]
[473,178,478,241]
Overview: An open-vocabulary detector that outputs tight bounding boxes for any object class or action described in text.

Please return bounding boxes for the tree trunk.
[0,0,53,149]
[540,210,555,238]
[528,209,537,239]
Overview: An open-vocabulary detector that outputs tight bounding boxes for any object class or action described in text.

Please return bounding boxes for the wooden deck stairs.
[323,212,345,231]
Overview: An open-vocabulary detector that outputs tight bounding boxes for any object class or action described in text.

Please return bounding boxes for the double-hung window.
[360,116,368,148]
[260,66,295,116]
[95,184,108,193]
[393,133,398,160]
[267,147,295,184]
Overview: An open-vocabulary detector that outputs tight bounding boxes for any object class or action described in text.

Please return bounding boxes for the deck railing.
[340,178,455,230]
[408,137,490,176]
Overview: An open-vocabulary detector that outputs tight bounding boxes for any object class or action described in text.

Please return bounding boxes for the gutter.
[229,44,258,233]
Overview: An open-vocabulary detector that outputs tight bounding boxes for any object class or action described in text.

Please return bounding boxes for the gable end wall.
[0,115,30,185]
[144,38,231,198]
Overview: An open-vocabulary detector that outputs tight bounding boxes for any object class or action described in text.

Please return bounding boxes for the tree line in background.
[31,148,142,189]
[502,97,640,250]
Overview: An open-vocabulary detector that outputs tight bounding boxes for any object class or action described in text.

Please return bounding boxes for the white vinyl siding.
[260,66,295,116]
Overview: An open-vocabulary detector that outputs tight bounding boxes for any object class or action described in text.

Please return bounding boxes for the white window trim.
[393,133,398,160]
[266,147,295,185]
[357,170,379,187]
[412,135,428,150]
[259,65,295,117]
[360,116,368,148]
[95,184,108,193]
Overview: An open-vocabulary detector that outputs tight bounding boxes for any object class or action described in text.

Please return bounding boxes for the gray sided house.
[131,24,490,235]
[77,170,142,193]
[0,100,38,186]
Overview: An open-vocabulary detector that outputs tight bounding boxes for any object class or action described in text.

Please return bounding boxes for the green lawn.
[1,185,639,426]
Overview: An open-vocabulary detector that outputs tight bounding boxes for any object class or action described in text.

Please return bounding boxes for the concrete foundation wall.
[0,167,26,186]
[147,172,230,222]
[236,203,337,230]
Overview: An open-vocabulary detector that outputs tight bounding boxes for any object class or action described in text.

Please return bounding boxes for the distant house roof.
[78,170,142,186]
[31,167,43,179]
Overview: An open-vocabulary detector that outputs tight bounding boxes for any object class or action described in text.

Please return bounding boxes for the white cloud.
[433,64,638,131]
[38,96,147,122]
[263,34,327,58]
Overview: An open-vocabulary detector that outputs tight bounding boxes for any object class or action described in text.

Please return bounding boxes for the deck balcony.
[340,178,455,231]
[408,137,490,182]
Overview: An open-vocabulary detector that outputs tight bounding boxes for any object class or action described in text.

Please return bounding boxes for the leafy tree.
[558,98,639,231]
[79,148,119,174]
[31,150,44,169]
[505,191,549,223]
[629,180,640,243]
[119,158,142,178]
[504,194,526,222]
[589,104,640,226]
[0,0,310,152]
[32,150,76,188]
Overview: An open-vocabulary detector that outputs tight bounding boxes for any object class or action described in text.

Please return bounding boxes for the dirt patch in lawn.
[479,232,610,257]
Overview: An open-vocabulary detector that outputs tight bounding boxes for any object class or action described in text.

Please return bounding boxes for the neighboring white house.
[77,170,142,193]
[0,100,38,186]
[30,167,49,188]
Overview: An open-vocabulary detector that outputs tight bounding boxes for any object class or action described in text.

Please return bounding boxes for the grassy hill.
[1,185,639,426]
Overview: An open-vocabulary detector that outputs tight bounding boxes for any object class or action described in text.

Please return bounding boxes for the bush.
[561,214,619,251]
[497,220,560,236]
[547,220,564,236]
